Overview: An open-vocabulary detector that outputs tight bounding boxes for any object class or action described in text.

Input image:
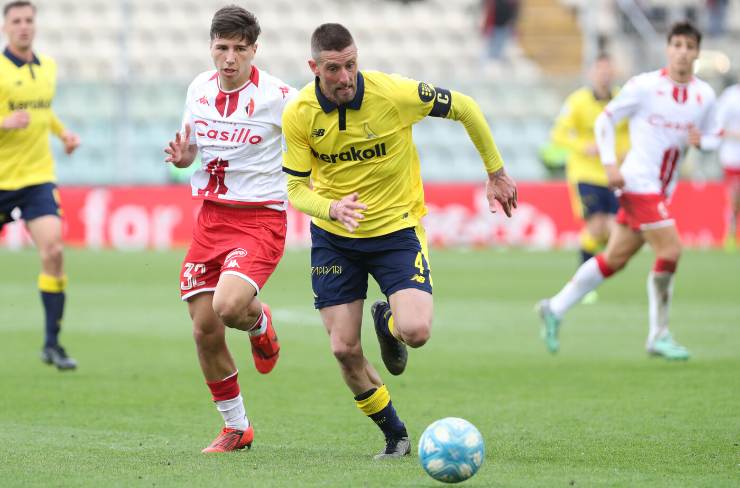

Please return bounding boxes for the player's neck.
[7,44,34,63]
[667,67,692,84]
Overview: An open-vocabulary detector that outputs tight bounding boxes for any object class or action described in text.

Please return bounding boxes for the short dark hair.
[4,0,35,17]
[311,23,354,61]
[667,21,702,46]
[210,5,260,44]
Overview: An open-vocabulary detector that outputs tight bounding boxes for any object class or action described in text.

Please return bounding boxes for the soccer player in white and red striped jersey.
[538,22,720,360]
[713,83,740,251]
[164,6,296,452]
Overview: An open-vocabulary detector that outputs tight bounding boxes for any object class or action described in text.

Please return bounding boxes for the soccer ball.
[418,417,485,483]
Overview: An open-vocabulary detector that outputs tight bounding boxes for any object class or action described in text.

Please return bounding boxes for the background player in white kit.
[713,82,740,251]
[164,6,295,452]
[537,22,720,360]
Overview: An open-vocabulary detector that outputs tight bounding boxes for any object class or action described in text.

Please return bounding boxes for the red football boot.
[249,303,280,374]
[201,425,254,453]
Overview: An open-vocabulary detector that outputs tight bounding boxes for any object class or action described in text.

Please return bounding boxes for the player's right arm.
[595,75,643,188]
[281,104,367,232]
[164,123,198,168]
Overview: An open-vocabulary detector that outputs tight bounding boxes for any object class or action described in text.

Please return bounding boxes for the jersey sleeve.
[268,83,298,127]
[698,88,722,151]
[50,112,65,137]
[385,74,441,127]
[181,81,197,145]
[602,75,644,124]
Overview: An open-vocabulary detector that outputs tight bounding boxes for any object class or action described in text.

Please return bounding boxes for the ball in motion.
[418,417,485,483]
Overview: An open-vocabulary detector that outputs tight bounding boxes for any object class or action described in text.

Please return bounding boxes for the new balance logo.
[312,128,325,137]
[311,143,387,164]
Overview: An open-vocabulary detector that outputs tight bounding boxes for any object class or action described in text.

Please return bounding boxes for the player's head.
[309,23,358,105]
[666,21,701,77]
[589,53,614,92]
[209,5,260,88]
[3,1,36,52]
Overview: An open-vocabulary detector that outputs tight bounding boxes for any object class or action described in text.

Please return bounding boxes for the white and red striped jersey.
[715,84,740,170]
[182,66,296,209]
[595,68,718,196]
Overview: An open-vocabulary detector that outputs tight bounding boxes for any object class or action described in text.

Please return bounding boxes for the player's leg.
[538,222,643,353]
[320,300,410,459]
[24,183,76,370]
[188,293,254,452]
[724,175,740,251]
[642,224,688,359]
[370,225,433,374]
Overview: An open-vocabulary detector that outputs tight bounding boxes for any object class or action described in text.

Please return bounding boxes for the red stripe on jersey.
[215,91,227,117]
[672,85,688,104]
[225,93,239,117]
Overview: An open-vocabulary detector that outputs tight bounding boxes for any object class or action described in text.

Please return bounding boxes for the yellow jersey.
[0,48,65,190]
[551,86,629,186]
[282,71,503,238]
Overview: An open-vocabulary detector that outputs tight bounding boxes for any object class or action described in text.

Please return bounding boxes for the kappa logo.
[225,248,248,262]
[198,96,209,106]
[312,128,326,137]
[226,260,240,269]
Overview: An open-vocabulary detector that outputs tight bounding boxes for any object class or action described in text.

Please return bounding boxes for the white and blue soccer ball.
[418,417,485,483]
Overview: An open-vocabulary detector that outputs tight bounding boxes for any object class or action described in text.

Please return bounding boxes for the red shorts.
[723,167,740,187]
[616,193,674,231]
[180,201,287,300]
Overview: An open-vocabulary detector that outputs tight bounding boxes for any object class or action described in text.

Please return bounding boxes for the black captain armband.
[418,82,452,118]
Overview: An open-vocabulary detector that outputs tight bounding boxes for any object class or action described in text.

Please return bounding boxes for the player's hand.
[688,126,702,148]
[61,130,81,155]
[329,192,367,233]
[1,110,30,130]
[164,123,197,167]
[605,164,625,190]
[584,143,599,157]
[485,168,517,217]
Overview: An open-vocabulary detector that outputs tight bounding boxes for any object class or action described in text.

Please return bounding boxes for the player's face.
[311,45,359,105]
[210,36,257,90]
[589,59,614,92]
[666,34,699,76]
[3,6,35,52]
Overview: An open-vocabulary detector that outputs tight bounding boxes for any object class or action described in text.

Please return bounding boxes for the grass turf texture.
[0,248,737,487]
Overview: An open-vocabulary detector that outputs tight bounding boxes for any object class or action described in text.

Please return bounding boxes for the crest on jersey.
[246,97,255,117]
[364,123,378,139]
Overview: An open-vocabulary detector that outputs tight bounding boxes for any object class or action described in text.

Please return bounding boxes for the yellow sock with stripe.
[38,274,67,348]
[354,384,407,439]
[579,230,604,264]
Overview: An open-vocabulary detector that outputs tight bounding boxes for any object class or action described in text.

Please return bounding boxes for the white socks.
[248,309,268,337]
[216,394,249,431]
[646,271,674,348]
[549,257,607,318]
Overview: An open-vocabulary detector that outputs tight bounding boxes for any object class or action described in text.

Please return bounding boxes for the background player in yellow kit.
[1,1,80,369]
[551,54,629,303]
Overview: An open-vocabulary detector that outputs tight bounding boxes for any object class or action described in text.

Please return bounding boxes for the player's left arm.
[690,89,721,151]
[441,89,517,217]
[51,112,80,155]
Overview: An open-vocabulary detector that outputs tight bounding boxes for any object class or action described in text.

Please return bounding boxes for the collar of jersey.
[215,65,260,93]
[3,47,40,67]
[315,71,364,113]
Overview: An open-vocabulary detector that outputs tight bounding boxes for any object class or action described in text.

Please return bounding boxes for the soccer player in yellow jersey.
[1,1,80,369]
[551,54,629,278]
[282,23,517,458]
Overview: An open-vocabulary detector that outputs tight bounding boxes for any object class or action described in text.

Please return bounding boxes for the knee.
[331,340,362,367]
[398,318,432,348]
[192,323,223,351]
[211,295,245,328]
[40,242,63,266]
[656,246,681,266]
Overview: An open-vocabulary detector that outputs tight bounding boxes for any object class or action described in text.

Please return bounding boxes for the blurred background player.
[164,6,295,453]
[538,21,720,360]
[0,0,80,370]
[550,53,630,303]
[713,81,740,251]
[282,23,517,459]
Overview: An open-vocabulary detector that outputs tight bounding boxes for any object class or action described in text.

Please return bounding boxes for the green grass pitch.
[0,248,737,487]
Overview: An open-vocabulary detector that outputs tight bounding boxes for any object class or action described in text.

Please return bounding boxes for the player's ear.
[308,59,319,76]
